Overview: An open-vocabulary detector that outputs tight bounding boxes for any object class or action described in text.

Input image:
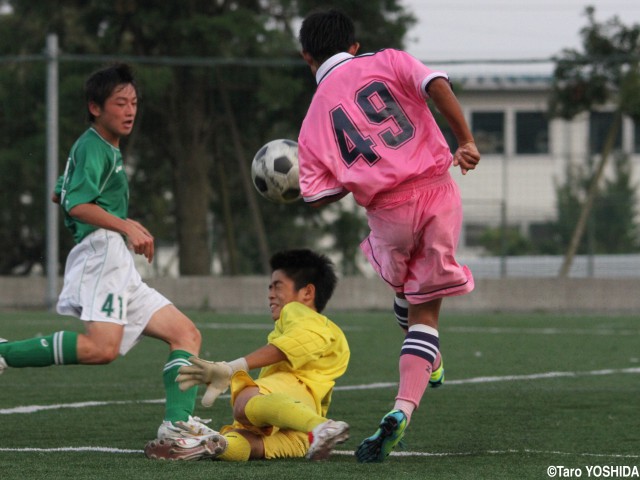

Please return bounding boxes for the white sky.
[401,0,640,75]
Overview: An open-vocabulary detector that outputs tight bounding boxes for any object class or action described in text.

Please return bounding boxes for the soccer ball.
[251,139,301,204]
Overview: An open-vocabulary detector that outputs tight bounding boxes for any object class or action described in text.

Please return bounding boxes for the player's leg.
[1,230,128,371]
[0,331,79,370]
[142,303,212,439]
[232,373,349,460]
[392,177,468,420]
[356,299,441,463]
[395,299,441,420]
[0,321,124,371]
[77,321,125,363]
[234,386,325,432]
[219,430,260,461]
[358,181,462,462]
[394,294,409,331]
[393,293,444,387]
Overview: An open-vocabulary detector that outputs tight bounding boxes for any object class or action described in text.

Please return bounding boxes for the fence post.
[45,33,59,310]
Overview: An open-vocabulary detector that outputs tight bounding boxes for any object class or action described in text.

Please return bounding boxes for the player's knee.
[80,344,119,364]
[93,349,119,364]
[77,334,120,364]
[232,401,248,424]
[165,313,201,352]
[232,389,258,425]
[179,321,201,352]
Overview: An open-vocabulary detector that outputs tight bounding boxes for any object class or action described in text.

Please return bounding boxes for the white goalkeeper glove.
[177,356,248,407]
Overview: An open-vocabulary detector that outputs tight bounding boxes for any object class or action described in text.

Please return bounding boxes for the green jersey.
[56,128,129,243]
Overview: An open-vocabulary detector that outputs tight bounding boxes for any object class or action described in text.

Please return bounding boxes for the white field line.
[2,367,639,415]
[0,447,141,454]
[1,367,638,460]
[196,323,639,336]
[332,367,640,391]
[0,446,637,459]
[447,326,640,336]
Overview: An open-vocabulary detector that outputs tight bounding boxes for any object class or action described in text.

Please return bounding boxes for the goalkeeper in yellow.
[144,249,350,461]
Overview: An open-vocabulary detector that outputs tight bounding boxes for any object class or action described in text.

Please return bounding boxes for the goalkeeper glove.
[177,356,248,407]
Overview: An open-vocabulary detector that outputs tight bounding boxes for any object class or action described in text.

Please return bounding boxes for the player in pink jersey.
[297,9,480,463]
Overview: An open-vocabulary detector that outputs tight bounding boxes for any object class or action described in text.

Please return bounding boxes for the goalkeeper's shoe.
[0,338,7,375]
[157,415,219,441]
[429,354,445,389]
[355,409,407,463]
[306,419,350,461]
[144,435,227,461]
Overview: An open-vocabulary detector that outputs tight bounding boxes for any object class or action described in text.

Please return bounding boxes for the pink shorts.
[360,172,474,304]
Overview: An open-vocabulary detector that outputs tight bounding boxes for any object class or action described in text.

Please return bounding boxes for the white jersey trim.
[421,71,449,98]
[303,187,346,204]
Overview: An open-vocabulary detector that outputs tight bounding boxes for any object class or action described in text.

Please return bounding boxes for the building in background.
[448,72,640,256]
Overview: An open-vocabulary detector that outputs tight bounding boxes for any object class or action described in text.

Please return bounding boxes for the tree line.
[1,3,639,276]
[0,0,414,275]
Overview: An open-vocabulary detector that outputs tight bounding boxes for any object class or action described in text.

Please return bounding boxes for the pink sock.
[394,354,433,422]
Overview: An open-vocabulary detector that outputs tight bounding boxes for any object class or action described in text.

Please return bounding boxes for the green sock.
[163,350,197,423]
[0,331,78,367]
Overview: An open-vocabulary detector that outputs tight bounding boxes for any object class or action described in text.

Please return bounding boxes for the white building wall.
[452,78,640,246]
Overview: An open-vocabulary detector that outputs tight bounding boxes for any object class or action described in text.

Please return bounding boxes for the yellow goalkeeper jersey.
[260,301,350,417]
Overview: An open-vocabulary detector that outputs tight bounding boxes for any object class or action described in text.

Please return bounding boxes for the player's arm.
[68,203,154,262]
[243,344,287,369]
[176,345,287,407]
[427,77,480,174]
[178,345,286,387]
[51,175,64,204]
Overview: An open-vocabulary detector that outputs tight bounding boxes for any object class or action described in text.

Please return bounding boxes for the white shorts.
[57,229,171,355]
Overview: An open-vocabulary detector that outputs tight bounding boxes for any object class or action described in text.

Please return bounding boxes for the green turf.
[0,310,638,479]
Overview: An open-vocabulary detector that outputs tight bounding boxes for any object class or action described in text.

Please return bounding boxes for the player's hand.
[124,218,154,263]
[177,357,233,407]
[453,141,480,175]
[51,193,60,204]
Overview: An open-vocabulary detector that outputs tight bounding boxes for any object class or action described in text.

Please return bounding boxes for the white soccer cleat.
[157,415,220,441]
[306,419,350,461]
[0,338,7,375]
[144,435,228,461]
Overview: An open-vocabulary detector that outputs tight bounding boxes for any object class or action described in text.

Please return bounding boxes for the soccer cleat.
[306,419,350,461]
[429,355,445,388]
[157,415,219,441]
[355,410,407,463]
[0,338,7,375]
[144,435,227,461]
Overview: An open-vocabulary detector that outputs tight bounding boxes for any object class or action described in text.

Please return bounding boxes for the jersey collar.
[316,52,354,85]
[89,127,121,151]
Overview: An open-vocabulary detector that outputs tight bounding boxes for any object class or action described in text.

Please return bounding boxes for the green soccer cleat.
[355,410,407,463]
[429,356,445,388]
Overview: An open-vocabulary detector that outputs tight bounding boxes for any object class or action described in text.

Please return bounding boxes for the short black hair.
[299,9,356,64]
[270,249,338,313]
[84,63,137,122]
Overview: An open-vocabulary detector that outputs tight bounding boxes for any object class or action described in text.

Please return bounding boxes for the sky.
[401,0,640,75]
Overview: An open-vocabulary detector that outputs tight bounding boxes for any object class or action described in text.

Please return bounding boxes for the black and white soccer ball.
[251,139,301,204]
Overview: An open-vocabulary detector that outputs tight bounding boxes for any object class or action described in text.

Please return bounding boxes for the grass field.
[1,309,639,479]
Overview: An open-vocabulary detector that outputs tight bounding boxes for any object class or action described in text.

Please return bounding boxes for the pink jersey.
[299,49,453,208]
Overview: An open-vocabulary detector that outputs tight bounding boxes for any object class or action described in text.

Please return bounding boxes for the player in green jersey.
[0,63,216,443]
